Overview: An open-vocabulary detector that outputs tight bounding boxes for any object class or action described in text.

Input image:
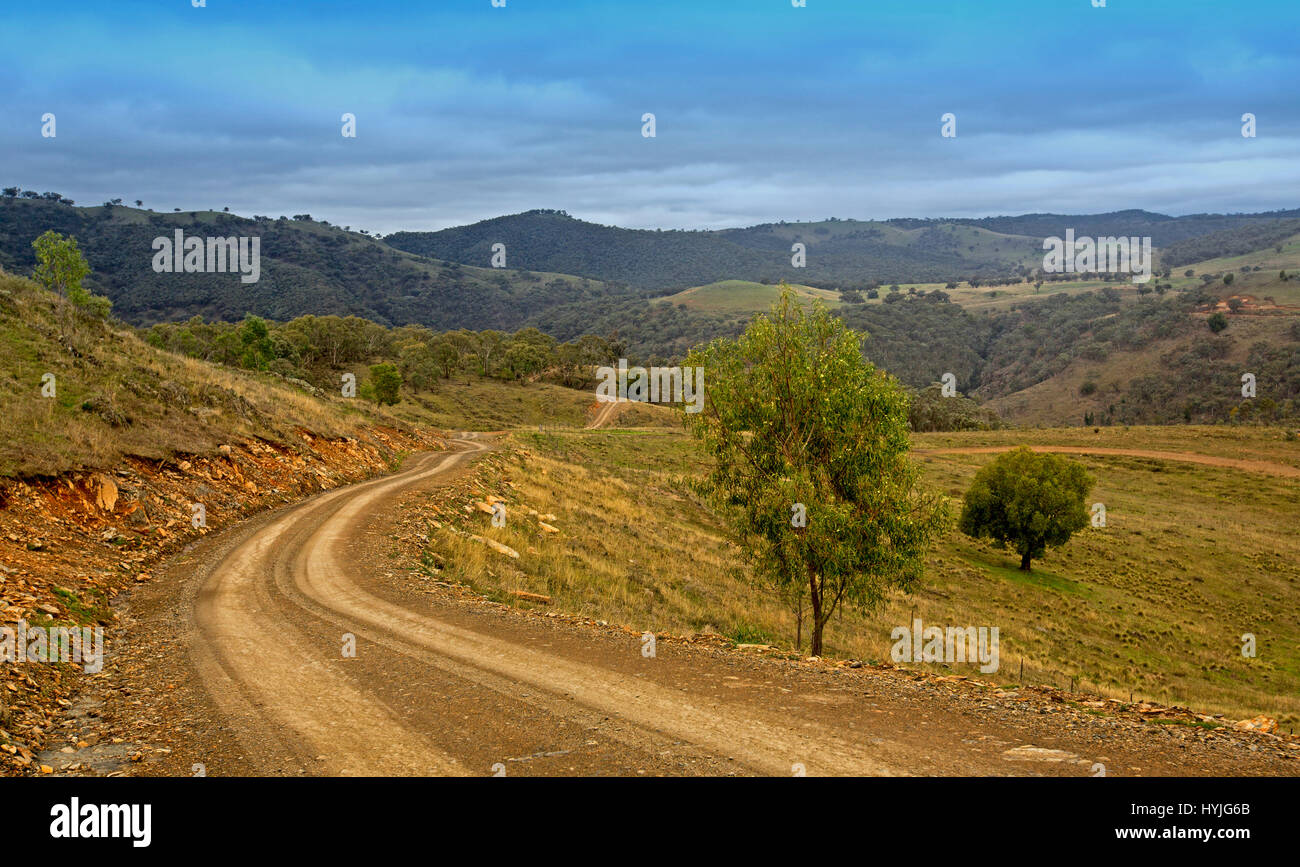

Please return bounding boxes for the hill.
[384,208,1300,292]
[0,197,628,333]
[5,193,1298,428]
[941,209,1300,247]
[0,265,439,477]
[383,209,1041,289]
[656,280,840,313]
[419,423,1300,725]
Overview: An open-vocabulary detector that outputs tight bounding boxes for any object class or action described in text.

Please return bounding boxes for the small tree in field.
[32,230,111,323]
[959,447,1092,572]
[683,287,948,657]
[32,230,91,297]
[368,363,402,406]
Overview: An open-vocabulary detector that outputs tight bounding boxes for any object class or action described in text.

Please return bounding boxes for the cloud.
[1,0,1296,232]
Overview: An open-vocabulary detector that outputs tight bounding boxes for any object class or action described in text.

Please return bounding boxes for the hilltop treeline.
[142,313,627,397]
[385,209,1030,289]
[1159,218,1300,268]
[932,209,1300,247]
[0,197,626,332]
[528,296,743,363]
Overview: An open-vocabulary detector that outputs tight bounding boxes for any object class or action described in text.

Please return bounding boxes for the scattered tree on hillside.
[432,339,459,378]
[473,330,505,377]
[32,230,111,322]
[368,363,402,406]
[958,447,1092,572]
[32,231,90,296]
[683,287,948,656]
[237,315,276,370]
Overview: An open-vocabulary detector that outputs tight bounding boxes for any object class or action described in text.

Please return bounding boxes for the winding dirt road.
[79,435,1298,777]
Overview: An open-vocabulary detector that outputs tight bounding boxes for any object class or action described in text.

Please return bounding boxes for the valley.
[2,202,1298,779]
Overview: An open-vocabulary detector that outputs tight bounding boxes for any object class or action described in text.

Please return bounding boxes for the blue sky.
[2,0,1297,232]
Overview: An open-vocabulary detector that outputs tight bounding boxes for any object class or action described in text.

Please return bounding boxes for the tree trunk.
[1020,552,1032,571]
[808,567,823,657]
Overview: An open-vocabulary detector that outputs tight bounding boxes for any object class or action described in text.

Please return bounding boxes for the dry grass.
[424,425,1300,725]
[0,269,396,476]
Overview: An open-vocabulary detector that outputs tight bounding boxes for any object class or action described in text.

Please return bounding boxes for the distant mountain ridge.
[3,194,1298,351]
[0,198,622,332]
[385,207,1300,290]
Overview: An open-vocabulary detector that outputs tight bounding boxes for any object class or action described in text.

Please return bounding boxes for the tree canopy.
[684,287,948,656]
[958,447,1093,571]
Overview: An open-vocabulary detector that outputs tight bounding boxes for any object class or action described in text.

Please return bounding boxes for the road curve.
[185,434,898,776]
[99,434,1298,778]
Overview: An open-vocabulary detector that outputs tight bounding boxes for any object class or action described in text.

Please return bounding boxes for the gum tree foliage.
[432,339,460,378]
[501,327,556,381]
[397,340,440,392]
[367,363,402,406]
[907,383,1003,432]
[32,230,111,322]
[683,288,948,657]
[958,447,1092,572]
[32,230,90,297]
[234,315,276,370]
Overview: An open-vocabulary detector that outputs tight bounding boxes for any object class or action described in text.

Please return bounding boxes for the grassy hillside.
[975,233,1300,426]
[414,424,1300,725]
[656,280,840,313]
[1160,218,1300,269]
[400,378,599,431]
[0,267,415,476]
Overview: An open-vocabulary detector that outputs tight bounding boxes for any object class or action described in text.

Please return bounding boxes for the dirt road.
[586,398,623,429]
[915,445,1300,478]
[67,435,1298,777]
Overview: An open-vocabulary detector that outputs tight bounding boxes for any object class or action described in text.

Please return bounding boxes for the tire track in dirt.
[107,434,1297,778]
[915,445,1300,478]
[192,455,469,776]
[586,399,624,429]
[191,434,898,776]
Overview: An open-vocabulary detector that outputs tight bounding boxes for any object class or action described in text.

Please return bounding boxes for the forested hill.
[0,197,628,332]
[935,209,1300,247]
[384,209,1038,289]
[384,208,1300,291]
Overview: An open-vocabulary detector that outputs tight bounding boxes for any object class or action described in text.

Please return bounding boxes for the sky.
[2,0,1298,233]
